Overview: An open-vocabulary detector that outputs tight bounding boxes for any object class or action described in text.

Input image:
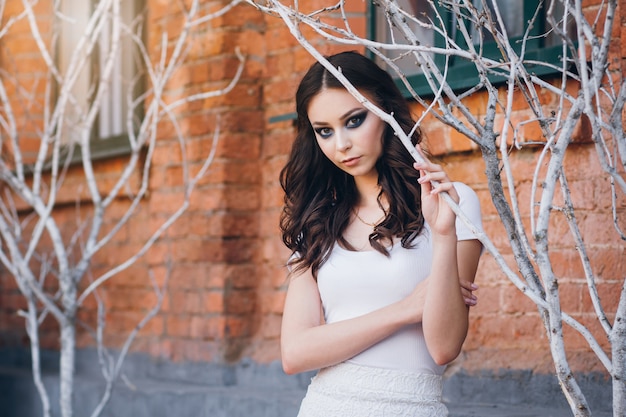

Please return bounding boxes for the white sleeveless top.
[316,182,483,376]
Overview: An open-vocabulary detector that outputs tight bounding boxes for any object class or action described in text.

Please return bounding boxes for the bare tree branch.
[0,1,246,416]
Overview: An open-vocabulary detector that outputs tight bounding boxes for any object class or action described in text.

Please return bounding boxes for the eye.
[314,127,333,139]
[346,111,367,129]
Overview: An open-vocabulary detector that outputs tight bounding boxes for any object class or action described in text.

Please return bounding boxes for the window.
[57,0,144,159]
[370,0,575,95]
[373,0,434,78]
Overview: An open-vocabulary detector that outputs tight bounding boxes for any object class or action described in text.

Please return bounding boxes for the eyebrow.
[311,107,366,126]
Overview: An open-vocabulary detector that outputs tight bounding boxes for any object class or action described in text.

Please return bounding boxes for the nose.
[335,130,352,152]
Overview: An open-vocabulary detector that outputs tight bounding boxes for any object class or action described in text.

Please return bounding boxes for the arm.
[280,267,428,375]
[423,238,482,365]
[414,148,483,365]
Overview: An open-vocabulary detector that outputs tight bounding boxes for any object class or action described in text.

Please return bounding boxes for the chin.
[350,167,378,178]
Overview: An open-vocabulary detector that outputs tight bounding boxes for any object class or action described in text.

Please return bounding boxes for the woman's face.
[307,88,385,180]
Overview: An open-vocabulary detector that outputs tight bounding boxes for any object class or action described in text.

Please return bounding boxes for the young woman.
[279,51,483,417]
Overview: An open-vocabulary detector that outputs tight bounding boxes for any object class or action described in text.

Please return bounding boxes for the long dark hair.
[280,51,424,278]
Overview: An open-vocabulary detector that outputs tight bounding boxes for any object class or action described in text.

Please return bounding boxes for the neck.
[354,174,381,208]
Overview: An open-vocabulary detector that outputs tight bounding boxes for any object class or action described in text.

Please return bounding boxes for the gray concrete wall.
[0,348,611,417]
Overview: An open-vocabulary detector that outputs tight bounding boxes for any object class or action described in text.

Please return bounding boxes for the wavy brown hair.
[280,51,425,278]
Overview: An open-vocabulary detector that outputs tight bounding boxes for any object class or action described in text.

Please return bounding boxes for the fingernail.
[470,283,478,290]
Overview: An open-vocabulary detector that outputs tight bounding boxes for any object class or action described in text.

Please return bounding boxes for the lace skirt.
[296,362,448,417]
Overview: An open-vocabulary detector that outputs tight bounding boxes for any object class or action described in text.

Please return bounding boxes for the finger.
[415,167,433,195]
[461,288,477,300]
[417,170,451,189]
[421,180,458,202]
[419,171,448,183]
[460,281,479,291]
[461,281,478,306]
[464,296,478,307]
[414,159,458,197]
[413,145,441,170]
[425,179,460,202]
[414,159,442,175]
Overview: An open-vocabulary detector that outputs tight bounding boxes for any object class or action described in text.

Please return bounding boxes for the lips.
[342,156,361,167]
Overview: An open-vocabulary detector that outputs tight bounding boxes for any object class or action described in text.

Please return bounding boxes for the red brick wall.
[0,0,622,379]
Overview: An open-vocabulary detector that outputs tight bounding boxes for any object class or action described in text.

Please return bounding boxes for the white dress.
[295,183,483,417]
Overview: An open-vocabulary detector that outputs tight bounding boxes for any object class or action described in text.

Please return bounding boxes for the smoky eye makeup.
[314,127,333,138]
[346,110,368,128]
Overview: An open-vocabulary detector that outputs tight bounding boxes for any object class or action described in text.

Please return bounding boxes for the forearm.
[281,299,416,374]
[422,234,468,365]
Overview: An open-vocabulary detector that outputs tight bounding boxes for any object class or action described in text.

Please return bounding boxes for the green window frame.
[369,0,573,96]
